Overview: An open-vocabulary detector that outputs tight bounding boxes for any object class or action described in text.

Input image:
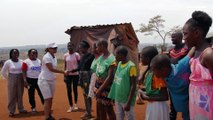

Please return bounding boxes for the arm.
[64,55,67,71]
[141,87,168,101]
[187,47,195,58]
[203,48,213,75]
[95,64,116,96]
[46,63,65,74]
[21,62,28,87]
[124,66,137,111]
[1,61,9,80]
[137,65,148,85]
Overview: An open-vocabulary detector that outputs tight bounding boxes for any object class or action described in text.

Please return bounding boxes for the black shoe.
[9,112,14,117]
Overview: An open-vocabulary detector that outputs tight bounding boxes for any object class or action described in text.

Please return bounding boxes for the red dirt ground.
[0,74,182,120]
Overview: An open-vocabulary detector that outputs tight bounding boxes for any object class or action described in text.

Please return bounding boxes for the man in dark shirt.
[72,40,94,119]
[168,31,189,120]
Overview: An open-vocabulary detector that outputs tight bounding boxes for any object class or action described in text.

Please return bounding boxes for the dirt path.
[0,74,181,120]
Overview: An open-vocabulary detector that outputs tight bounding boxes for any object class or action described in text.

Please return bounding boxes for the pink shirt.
[190,48,213,82]
[64,52,80,75]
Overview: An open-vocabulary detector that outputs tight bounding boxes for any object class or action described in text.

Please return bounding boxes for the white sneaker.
[73,104,79,111]
[67,107,73,113]
[32,108,36,113]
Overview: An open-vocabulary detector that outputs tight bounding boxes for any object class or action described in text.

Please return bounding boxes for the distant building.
[65,23,139,65]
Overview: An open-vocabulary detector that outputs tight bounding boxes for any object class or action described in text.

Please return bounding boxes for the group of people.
[1,10,213,120]
[137,10,213,120]
[1,43,68,120]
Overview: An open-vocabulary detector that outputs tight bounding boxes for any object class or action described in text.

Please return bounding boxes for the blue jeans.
[115,102,135,120]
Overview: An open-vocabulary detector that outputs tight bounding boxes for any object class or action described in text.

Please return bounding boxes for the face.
[96,44,104,54]
[171,33,182,45]
[29,50,37,60]
[49,47,57,54]
[78,45,87,54]
[140,52,150,65]
[182,23,196,48]
[67,43,74,52]
[11,50,19,60]
[115,53,123,62]
[91,44,98,55]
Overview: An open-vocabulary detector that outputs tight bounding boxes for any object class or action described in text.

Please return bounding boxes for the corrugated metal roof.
[65,22,132,34]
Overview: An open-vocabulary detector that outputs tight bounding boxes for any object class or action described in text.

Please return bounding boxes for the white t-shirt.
[64,52,80,75]
[1,59,23,79]
[38,52,57,80]
[23,58,41,78]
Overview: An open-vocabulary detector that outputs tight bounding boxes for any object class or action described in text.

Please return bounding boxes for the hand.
[93,87,98,94]
[124,103,131,111]
[138,89,148,99]
[137,90,143,101]
[24,80,28,88]
[96,89,102,97]
[188,46,196,58]
[71,69,76,73]
[64,70,69,76]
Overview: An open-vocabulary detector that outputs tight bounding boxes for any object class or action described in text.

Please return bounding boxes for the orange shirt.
[152,75,166,89]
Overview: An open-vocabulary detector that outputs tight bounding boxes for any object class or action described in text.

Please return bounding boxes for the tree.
[136,15,181,49]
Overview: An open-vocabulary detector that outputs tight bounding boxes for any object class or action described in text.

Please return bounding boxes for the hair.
[28,49,38,57]
[141,46,158,60]
[150,54,171,70]
[186,11,212,37]
[97,39,108,48]
[172,31,183,39]
[9,49,19,59]
[115,45,128,57]
[79,40,90,48]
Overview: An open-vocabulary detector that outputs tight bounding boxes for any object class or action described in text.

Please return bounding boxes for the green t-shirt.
[95,54,115,79]
[90,56,101,73]
[108,61,137,106]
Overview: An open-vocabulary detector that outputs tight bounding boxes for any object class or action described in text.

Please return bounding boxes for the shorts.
[38,79,56,99]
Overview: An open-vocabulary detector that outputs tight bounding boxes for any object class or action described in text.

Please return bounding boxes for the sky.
[0,0,213,47]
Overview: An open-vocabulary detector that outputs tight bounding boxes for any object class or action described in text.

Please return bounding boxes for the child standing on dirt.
[93,39,116,120]
[108,45,137,120]
[137,46,169,120]
[149,47,195,120]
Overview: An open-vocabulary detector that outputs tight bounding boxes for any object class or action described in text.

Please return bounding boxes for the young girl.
[138,46,169,120]
[108,45,137,120]
[22,49,44,113]
[183,10,213,120]
[150,47,195,120]
[88,43,102,98]
[64,42,80,112]
[1,49,27,117]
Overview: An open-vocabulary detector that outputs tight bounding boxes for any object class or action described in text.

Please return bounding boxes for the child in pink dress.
[183,10,213,120]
